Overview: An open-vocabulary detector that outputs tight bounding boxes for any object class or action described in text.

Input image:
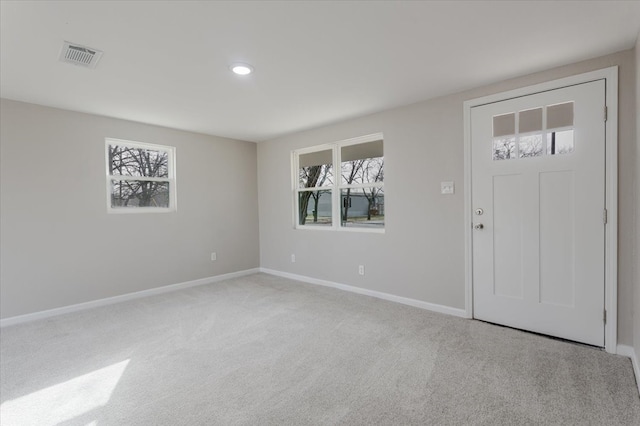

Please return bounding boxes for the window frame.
[292,133,384,233]
[105,138,177,214]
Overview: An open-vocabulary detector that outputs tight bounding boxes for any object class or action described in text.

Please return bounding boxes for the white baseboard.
[0,268,260,328]
[617,344,640,395]
[260,268,467,318]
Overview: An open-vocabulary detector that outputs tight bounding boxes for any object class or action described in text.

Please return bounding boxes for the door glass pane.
[546,130,574,155]
[519,134,544,158]
[547,102,574,129]
[493,137,516,160]
[298,190,332,226]
[519,108,542,134]
[493,113,515,137]
[341,188,384,228]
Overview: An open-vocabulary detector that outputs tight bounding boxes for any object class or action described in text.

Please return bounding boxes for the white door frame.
[463,67,618,354]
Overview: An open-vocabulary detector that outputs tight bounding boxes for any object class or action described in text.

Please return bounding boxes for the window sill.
[295,225,385,234]
[107,207,176,214]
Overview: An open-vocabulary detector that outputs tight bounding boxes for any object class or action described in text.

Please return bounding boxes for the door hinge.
[603,208,608,224]
[603,309,607,324]
[604,106,608,122]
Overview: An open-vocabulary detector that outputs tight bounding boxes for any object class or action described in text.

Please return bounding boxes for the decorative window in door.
[492,101,574,160]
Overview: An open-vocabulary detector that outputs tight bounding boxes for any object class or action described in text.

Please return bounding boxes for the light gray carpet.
[1,273,639,425]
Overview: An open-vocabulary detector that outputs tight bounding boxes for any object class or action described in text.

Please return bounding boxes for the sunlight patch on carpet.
[1,360,129,426]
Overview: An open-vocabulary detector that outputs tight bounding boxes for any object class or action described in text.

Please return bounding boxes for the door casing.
[463,67,618,354]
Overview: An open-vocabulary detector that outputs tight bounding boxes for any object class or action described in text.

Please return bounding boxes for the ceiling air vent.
[59,41,103,69]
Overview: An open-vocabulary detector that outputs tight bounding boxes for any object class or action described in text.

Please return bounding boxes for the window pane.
[299,164,333,189]
[519,108,542,133]
[341,140,384,185]
[341,188,384,228]
[546,130,574,155]
[519,134,544,158]
[493,113,515,137]
[547,102,574,129]
[493,137,516,160]
[298,190,332,226]
[299,150,333,188]
[111,180,170,208]
[109,145,169,178]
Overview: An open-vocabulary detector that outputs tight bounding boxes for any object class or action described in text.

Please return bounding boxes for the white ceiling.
[1,1,639,142]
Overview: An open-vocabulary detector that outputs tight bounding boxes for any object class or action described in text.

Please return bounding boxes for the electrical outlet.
[211,252,217,261]
[291,254,296,263]
[358,265,365,275]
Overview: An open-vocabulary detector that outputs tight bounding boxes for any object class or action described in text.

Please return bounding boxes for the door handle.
[474,223,484,230]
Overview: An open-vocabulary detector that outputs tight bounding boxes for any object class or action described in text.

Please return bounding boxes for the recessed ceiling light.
[230,63,253,75]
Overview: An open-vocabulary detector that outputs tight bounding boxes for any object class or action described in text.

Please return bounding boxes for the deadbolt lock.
[475,208,484,215]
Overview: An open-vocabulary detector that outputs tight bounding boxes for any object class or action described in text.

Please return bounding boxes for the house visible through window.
[294,134,384,231]
[105,138,176,212]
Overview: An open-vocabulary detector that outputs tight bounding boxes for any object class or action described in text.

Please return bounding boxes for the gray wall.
[258,49,637,346]
[634,36,640,360]
[0,99,259,319]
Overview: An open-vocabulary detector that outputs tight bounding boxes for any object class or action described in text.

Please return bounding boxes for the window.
[492,101,574,160]
[105,138,176,213]
[293,134,384,231]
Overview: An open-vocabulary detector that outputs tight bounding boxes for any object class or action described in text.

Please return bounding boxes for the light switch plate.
[441,181,455,195]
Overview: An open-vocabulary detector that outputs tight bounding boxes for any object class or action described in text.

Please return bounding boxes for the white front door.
[471,80,606,347]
